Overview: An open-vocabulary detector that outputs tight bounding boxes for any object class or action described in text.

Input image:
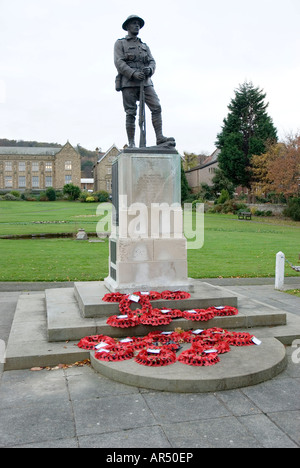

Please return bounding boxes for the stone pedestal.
[104,149,191,293]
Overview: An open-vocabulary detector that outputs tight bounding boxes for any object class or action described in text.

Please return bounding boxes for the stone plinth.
[104,150,190,293]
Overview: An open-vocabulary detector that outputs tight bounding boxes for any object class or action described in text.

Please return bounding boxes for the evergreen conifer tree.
[216,82,277,188]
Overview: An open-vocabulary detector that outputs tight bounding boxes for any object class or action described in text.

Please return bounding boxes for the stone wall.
[248,204,287,215]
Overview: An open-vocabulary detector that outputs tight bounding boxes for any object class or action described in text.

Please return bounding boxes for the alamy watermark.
[291,339,300,364]
[96,199,204,249]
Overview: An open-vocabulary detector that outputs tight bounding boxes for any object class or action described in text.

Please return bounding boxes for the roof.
[0,146,62,156]
[97,143,120,163]
[185,149,220,173]
[200,148,220,168]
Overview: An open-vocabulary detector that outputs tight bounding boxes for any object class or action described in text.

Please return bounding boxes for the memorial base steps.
[4,281,300,392]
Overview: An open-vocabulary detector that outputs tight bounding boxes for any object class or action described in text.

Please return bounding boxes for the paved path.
[0,279,299,449]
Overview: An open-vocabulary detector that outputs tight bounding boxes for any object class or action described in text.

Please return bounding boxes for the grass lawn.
[0,200,104,235]
[188,214,300,279]
[0,200,300,281]
[285,289,300,298]
[0,238,109,281]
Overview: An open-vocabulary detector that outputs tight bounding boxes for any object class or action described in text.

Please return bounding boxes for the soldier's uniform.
[114,15,172,148]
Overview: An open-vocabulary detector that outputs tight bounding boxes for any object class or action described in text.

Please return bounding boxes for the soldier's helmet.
[122,15,145,31]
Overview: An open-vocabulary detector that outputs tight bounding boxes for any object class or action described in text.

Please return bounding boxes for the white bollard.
[275,251,285,290]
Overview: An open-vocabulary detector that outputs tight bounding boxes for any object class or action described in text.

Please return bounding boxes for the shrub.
[10,190,21,198]
[79,192,89,203]
[38,192,48,201]
[94,190,110,202]
[222,200,247,214]
[55,190,64,200]
[3,193,18,201]
[46,187,56,201]
[255,210,264,216]
[217,189,230,204]
[254,209,274,217]
[209,200,248,214]
[63,183,81,200]
[192,198,205,210]
[86,196,96,202]
[283,197,300,221]
[20,190,38,201]
[182,196,197,204]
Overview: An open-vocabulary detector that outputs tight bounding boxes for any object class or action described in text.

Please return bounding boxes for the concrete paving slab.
[0,282,74,292]
[0,368,70,409]
[217,284,300,318]
[161,416,261,448]
[66,364,140,400]
[78,426,172,448]
[216,388,262,416]
[72,393,157,437]
[241,377,300,413]
[142,391,230,423]
[0,401,75,447]
[268,411,300,446]
[237,413,298,448]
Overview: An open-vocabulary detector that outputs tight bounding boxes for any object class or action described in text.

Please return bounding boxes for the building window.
[5,176,12,188]
[65,161,72,170]
[106,180,111,191]
[107,167,112,175]
[65,175,72,184]
[19,176,26,188]
[45,162,52,172]
[32,162,39,172]
[5,161,12,171]
[45,176,53,187]
[19,161,26,172]
[32,176,39,188]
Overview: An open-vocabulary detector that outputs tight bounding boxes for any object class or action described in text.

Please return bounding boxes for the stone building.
[0,141,81,191]
[185,149,220,193]
[93,144,120,194]
[81,178,94,192]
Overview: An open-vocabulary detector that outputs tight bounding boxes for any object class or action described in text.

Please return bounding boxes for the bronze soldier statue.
[114,15,175,149]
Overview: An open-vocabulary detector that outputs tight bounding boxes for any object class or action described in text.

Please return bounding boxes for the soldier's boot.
[126,116,136,148]
[152,113,174,146]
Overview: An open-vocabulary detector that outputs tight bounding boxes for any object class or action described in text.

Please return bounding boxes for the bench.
[238,211,252,220]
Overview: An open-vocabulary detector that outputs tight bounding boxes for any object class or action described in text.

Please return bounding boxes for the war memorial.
[4,15,300,393]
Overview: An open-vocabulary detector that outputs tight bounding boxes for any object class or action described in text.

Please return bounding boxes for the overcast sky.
[0,0,300,156]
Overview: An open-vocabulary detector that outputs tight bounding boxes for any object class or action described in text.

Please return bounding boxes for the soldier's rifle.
[139,75,146,148]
